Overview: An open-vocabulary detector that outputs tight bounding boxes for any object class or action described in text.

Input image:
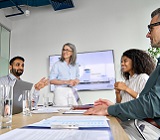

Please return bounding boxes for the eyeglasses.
[148,22,160,33]
[62,49,72,52]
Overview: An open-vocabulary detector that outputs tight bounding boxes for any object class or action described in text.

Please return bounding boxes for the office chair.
[134,119,146,140]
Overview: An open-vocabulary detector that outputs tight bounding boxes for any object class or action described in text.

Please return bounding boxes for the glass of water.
[43,94,49,107]
[22,90,32,116]
[67,94,73,107]
[32,92,39,110]
[0,85,13,129]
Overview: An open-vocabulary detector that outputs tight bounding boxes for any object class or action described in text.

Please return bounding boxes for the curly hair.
[121,49,156,80]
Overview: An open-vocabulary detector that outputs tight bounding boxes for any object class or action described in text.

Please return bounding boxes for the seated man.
[0,56,49,106]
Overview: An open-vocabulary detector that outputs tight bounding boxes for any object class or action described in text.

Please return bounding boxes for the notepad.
[72,104,94,110]
[0,128,113,140]
[31,107,59,114]
[63,110,86,114]
[51,124,79,129]
[27,116,110,129]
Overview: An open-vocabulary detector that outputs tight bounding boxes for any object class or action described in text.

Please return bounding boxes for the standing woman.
[114,49,155,103]
[50,43,80,106]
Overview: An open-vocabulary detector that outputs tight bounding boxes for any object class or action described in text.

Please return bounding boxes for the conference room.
[0,0,159,140]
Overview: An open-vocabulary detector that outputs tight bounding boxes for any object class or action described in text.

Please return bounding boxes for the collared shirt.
[50,61,80,81]
[120,73,149,103]
[108,57,160,126]
[0,73,18,86]
[0,73,39,105]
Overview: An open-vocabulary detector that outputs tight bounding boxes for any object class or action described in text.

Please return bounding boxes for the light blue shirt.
[0,73,18,86]
[0,73,39,106]
[50,61,80,81]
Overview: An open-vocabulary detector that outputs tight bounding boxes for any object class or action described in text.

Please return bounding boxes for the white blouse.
[120,73,149,103]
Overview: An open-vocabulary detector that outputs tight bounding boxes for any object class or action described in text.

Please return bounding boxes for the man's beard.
[11,68,23,77]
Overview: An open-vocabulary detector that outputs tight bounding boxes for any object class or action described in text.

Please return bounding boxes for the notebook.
[12,80,33,115]
[72,104,94,110]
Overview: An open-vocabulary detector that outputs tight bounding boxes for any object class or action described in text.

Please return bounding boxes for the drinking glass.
[67,94,73,107]
[32,93,39,109]
[0,85,3,128]
[43,94,49,107]
[0,85,13,129]
[22,90,32,116]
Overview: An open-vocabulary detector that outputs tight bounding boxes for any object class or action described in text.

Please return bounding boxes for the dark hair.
[151,8,160,20]
[60,43,77,66]
[9,56,25,65]
[121,49,155,80]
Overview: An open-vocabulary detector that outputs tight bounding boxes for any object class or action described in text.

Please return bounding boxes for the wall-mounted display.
[49,50,116,91]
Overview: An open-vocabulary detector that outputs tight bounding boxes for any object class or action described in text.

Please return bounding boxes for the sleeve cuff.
[33,89,39,95]
[108,104,117,116]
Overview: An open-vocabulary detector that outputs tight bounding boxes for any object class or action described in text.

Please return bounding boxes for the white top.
[120,73,149,103]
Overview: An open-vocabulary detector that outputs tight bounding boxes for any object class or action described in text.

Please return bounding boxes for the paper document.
[51,106,72,110]
[63,110,87,114]
[0,128,113,140]
[31,106,72,114]
[28,115,110,128]
[31,107,59,114]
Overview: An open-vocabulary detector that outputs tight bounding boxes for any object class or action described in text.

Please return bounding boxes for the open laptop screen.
[12,80,33,115]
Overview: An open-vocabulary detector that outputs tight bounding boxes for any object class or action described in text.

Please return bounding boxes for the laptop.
[12,80,33,115]
[71,87,82,105]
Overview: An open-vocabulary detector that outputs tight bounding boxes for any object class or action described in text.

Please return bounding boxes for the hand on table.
[94,98,114,107]
[84,98,115,116]
[83,105,109,116]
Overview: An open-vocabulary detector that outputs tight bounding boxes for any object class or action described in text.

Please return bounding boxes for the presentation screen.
[49,50,116,91]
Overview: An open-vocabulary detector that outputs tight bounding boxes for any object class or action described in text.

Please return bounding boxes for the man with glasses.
[84,8,160,140]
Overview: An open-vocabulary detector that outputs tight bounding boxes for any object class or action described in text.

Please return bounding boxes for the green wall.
[0,25,10,77]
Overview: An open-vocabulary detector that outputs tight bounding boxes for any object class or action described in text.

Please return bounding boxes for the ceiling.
[0,0,74,17]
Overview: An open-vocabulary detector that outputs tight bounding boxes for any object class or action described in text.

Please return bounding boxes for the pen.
[51,124,79,129]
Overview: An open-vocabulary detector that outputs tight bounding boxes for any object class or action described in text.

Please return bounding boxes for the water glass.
[43,95,49,107]
[32,93,39,109]
[67,95,73,107]
[0,85,13,129]
[22,90,32,116]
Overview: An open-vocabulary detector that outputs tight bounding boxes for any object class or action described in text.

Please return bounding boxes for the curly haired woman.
[114,49,155,103]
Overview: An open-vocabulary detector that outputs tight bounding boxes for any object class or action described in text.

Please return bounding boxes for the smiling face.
[146,15,160,48]
[121,56,134,76]
[62,45,73,63]
[9,59,24,79]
